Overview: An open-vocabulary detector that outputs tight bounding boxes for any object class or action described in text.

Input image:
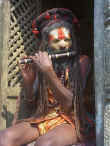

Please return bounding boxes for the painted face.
[48,27,72,51]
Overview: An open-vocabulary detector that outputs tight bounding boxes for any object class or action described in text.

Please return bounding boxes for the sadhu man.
[0,8,95,146]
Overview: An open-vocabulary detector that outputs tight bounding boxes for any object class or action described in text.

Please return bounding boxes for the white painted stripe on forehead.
[49,28,58,39]
[63,27,70,37]
[49,27,70,39]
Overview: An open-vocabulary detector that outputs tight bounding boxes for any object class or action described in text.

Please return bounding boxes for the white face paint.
[48,27,72,51]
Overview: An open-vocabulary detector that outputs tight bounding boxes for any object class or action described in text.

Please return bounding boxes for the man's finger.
[18,61,25,71]
[35,53,39,57]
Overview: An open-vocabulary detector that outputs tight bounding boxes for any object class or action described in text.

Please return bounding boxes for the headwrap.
[32,8,80,40]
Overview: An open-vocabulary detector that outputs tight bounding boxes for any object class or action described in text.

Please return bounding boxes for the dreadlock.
[71,55,86,141]
[33,40,50,118]
[70,25,87,141]
[34,71,49,117]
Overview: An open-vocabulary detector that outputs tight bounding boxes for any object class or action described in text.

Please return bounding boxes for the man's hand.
[30,51,53,73]
[18,58,37,87]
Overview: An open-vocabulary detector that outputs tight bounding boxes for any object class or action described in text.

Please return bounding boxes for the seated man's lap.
[34,123,77,146]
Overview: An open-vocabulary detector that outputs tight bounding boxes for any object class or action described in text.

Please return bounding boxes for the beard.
[52,56,73,86]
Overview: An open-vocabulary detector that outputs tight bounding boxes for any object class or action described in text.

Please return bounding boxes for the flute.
[19,51,77,64]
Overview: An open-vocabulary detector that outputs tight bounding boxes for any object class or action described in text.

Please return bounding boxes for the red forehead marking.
[58,28,65,39]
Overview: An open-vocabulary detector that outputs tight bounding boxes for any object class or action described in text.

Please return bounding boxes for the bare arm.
[30,52,73,113]
[18,62,38,102]
[45,67,73,112]
[30,52,91,113]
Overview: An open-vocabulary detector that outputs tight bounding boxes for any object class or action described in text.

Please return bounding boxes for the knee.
[0,130,8,146]
[35,136,54,146]
[0,129,14,146]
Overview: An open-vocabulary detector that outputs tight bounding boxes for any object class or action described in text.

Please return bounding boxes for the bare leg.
[35,123,77,146]
[0,122,39,146]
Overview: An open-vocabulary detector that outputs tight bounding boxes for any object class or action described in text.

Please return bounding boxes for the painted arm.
[45,55,91,112]
[31,52,91,113]
[45,67,73,112]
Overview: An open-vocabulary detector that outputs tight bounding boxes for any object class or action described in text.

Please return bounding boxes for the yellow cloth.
[37,109,67,135]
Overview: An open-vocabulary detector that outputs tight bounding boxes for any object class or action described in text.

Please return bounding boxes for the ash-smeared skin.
[48,27,72,50]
